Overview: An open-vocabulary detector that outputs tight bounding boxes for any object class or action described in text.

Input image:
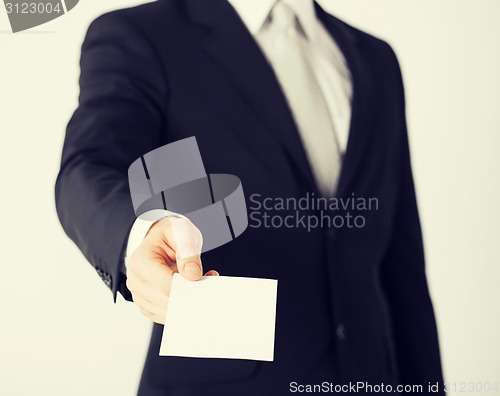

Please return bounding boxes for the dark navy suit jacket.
[56,0,444,394]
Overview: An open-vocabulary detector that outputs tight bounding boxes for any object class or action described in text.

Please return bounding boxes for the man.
[56,0,444,394]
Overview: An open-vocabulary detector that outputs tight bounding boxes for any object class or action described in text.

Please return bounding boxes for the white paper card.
[160,274,278,361]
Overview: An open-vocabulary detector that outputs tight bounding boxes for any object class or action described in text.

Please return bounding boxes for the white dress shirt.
[124,0,353,269]
[230,0,352,151]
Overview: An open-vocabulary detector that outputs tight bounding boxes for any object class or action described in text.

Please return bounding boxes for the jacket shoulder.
[332,15,401,71]
[86,0,182,37]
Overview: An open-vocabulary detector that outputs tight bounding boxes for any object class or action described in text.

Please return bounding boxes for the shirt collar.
[227,0,318,40]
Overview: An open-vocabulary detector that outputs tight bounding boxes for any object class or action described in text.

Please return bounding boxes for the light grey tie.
[266,1,341,197]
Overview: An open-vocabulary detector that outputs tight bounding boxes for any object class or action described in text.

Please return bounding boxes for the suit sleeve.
[55,12,167,302]
[380,45,445,389]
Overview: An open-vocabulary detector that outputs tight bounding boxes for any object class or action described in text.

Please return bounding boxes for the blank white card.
[160,274,278,361]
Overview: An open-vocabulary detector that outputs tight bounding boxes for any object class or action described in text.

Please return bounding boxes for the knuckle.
[131,293,142,305]
[139,308,152,318]
[126,276,138,292]
[128,254,141,272]
[126,278,134,291]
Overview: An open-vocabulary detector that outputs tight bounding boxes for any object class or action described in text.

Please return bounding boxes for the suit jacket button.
[336,324,346,340]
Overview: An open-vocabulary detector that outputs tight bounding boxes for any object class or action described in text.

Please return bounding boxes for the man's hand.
[126,216,219,324]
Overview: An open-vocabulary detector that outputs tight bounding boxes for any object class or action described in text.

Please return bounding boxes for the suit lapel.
[315,4,375,199]
[184,0,374,198]
[184,0,317,191]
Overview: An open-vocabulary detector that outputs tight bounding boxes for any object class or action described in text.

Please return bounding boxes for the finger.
[139,308,166,325]
[133,294,168,320]
[128,276,170,307]
[127,269,172,307]
[204,270,220,276]
[129,247,175,294]
[165,217,204,281]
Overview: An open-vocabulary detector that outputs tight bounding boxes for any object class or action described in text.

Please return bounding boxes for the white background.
[1,1,499,395]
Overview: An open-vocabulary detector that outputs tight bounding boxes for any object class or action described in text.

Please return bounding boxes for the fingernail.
[185,263,200,273]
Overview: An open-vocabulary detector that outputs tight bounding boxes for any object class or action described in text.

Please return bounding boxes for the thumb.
[167,216,204,281]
